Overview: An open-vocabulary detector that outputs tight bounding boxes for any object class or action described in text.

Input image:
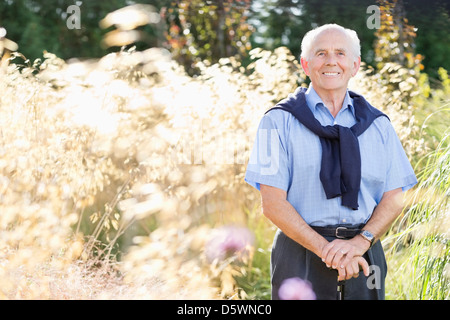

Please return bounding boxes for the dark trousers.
[271,229,387,300]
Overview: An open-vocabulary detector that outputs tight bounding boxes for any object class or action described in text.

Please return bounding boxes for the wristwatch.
[360,230,375,247]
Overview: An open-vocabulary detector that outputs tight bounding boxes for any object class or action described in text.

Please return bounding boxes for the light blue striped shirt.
[245,86,417,227]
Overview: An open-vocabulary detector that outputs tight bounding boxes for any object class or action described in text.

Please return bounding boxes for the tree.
[165,0,254,74]
[250,0,377,64]
[402,0,450,79]
[0,0,130,61]
[374,0,421,70]
[250,0,449,78]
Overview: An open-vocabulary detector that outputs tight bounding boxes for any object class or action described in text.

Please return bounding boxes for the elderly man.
[245,24,417,300]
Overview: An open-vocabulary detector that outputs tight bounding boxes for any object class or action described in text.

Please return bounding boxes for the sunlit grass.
[384,127,450,300]
[0,45,302,299]
[0,39,448,299]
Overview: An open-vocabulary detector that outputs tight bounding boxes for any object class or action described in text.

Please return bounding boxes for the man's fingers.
[351,260,361,279]
[321,240,369,279]
[338,248,355,269]
[335,256,371,281]
[357,256,370,277]
[337,266,346,281]
[330,248,347,269]
[321,240,352,268]
[342,259,359,280]
[321,241,334,265]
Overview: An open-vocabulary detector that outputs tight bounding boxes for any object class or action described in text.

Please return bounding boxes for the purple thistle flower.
[278,277,316,300]
[205,225,254,262]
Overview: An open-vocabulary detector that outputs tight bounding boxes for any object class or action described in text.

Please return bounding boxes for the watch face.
[362,230,374,242]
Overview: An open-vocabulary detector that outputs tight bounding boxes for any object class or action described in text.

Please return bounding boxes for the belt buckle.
[335,226,348,239]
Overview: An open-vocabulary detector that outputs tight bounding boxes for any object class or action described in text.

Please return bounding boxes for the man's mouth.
[322,72,340,76]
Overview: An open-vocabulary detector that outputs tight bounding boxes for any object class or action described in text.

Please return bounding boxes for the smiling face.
[300,28,361,97]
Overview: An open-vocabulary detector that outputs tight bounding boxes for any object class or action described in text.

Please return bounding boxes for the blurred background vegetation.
[1,0,449,78]
[0,0,448,300]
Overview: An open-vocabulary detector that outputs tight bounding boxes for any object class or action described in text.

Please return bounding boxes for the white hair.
[300,24,361,60]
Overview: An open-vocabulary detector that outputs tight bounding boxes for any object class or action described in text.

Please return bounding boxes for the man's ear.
[300,57,310,76]
[352,56,361,77]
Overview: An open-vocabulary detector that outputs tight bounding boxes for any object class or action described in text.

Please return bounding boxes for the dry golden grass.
[0,44,424,299]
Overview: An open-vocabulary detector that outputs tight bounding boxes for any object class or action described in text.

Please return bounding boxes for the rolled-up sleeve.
[384,122,418,193]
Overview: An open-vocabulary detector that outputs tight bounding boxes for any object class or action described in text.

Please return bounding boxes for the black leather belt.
[311,226,362,239]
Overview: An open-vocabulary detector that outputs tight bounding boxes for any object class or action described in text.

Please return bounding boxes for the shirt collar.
[305,85,355,117]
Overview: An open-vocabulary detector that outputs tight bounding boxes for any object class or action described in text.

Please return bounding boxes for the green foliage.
[251,0,378,65]
[374,0,421,69]
[235,206,275,300]
[0,0,132,61]
[251,0,449,78]
[403,0,450,80]
[1,0,449,79]
[165,0,253,75]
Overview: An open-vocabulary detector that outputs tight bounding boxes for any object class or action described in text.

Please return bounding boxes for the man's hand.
[321,188,404,281]
[321,236,371,280]
[338,256,370,281]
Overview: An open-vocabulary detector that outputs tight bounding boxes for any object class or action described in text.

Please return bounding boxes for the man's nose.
[325,55,337,65]
[325,55,336,66]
